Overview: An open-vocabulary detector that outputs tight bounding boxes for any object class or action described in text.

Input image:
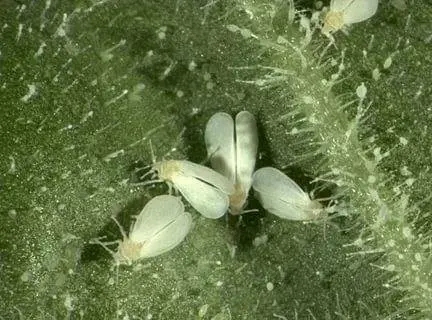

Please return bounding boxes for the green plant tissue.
[1,0,431,319]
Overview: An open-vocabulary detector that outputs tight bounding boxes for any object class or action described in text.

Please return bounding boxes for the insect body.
[322,0,379,35]
[113,195,192,265]
[152,160,235,219]
[252,167,323,220]
[205,111,258,215]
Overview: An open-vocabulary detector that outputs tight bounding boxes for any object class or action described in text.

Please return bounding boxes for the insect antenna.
[88,236,120,260]
[111,215,128,239]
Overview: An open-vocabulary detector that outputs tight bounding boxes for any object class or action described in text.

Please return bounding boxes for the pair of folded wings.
[204,111,258,197]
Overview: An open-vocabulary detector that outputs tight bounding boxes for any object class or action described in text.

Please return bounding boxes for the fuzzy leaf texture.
[0,1,431,319]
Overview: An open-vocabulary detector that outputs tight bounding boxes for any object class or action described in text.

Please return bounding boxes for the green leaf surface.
[1,1,431,319]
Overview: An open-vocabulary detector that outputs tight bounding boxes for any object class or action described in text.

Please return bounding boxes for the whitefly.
[252,167,324,220]
[93,195,192,265]
[150,160,235,219]
[205,111,258,215]
[322,0,379,35]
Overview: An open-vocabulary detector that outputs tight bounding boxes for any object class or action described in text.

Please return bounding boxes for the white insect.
[322,0,379,35]
[95,195,192,265]
[150,160,235,219]
[252,167,323,220]
[205,111,258,215]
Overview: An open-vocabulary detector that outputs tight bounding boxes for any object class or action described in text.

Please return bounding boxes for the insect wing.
[330,0,353,12]
[141,210,192,258]
[235,111,258,196]
[205,112,236,183]
[253,167,308,201]
[172,174,229,219]
[253,167,315,220]
[179,160,234,195]
[254,192,316,220]
[129,195,186,243]
[340,0,378,24]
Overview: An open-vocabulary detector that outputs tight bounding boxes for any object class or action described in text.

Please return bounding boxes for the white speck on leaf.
[356,83,367,99]
[372,68,380,81]
[20,84,37,102]
[399,136,408,145]
[383,57,393,69]
[266,282,274,291]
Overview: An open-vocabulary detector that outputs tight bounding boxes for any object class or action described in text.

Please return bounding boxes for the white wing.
[253,167,308,200]
[254,193,317,220]
[333,0,378,24]
[330,0,353,11]
[140,211,192,258]
[253,167,316,220]
[179,160,234,195]
[130,195,185,243]
[172,174,229,219]
[205,112,236,183]
[235,111,258,195]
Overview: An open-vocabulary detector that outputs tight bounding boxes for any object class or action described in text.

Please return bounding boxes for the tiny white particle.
[20,84,37,102]
[367,175,376,184]
[402,226,413,240]
[206,81,215,90]
[188,61,197,71]
[203,72,211,81]
[8,209,17,218]
[266,282,274,291]
[386,264,395,272]
[302,96,314,104]
[216,281,223,287]
[80,111,94,123]
[7,156,16,174]
[399,137,408,145]
[16,23,24,41]
[198,304,209,317]
[156,26,167,40]
[356,83,367,99]
[372,68,380,81]
[383,57,392,69]
[20,271,31,282]
[400,166,412,176]
[64,292,73,311]
[54,13,68,38]
[405,178,415,186]
[103,149,125,162]
[253,234,268,247]
[34,41,47,58]
[353,238,363,247]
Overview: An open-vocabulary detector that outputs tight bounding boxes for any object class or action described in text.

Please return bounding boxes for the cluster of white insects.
[94,111,326,265]
[94,0,382,266]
